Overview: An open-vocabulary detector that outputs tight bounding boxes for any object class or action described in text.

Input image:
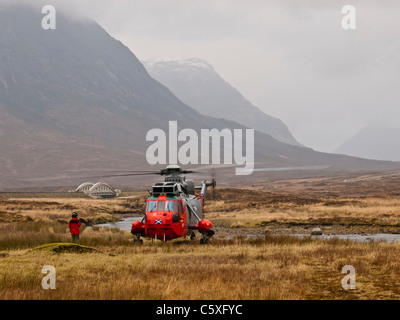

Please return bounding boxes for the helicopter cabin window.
[165,200,176,212]
[147,201,157,212]
[157,200,165,211]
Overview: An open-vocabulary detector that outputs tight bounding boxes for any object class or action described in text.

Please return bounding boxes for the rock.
[311,228,323,236]
[0,253,10,258]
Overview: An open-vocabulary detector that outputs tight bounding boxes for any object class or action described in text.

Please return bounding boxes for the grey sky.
[4,0,400,152]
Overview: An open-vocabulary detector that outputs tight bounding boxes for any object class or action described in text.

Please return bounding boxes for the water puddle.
[95,217,141,231]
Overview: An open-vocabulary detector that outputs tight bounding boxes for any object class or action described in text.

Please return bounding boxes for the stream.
[94,218,400,243]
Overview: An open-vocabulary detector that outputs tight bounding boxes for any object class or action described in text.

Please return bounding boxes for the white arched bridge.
[75,182,121,198]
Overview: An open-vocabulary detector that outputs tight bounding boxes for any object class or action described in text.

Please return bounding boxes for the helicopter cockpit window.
[147,201,157,212]
[157,200,165,211]
[165,200,176,212]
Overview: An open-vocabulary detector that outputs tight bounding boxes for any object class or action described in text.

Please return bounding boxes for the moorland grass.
[1,234,400,300]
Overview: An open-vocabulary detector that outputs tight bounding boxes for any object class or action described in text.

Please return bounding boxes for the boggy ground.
[208,170,400,236]
[208,191,400,236]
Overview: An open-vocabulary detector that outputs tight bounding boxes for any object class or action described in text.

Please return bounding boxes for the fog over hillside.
[335,124,400,162]
[144,58,302,147]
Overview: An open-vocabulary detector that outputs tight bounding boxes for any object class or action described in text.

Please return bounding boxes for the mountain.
[0,5,399,188]
[335,124,400,161]
[143,58,301,147]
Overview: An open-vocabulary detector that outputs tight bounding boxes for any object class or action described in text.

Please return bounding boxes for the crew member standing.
[68,212,81,244]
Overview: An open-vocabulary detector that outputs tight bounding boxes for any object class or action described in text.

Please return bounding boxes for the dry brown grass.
[1,236,400,300]
[0,193,147,226]
[211,198,400,224]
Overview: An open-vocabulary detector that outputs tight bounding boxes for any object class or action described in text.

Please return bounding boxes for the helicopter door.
[176,200,186,236]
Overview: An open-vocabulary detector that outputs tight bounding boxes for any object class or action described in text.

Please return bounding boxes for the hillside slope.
[335,124,400,161]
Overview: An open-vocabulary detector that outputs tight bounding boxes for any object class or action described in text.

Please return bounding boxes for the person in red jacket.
[68,212,81,244]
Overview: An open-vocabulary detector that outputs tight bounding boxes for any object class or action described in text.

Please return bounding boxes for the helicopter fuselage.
[142,193,202,241]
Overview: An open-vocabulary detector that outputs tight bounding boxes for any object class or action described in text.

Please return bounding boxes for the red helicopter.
[19,164,217,243]
[130,165,216,244]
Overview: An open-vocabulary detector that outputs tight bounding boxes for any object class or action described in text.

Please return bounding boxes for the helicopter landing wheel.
[190,232,196,241]
[200,238,210,245]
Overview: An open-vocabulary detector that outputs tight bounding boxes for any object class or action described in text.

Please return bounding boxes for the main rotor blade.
[187,163,332,173]
[80,172,163,179]
[187,163,243,172]
[180,170,201,174]
[17,176,80,183]
[64,168,160,173]
[17,171,163,183]
[244,165,333,173]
